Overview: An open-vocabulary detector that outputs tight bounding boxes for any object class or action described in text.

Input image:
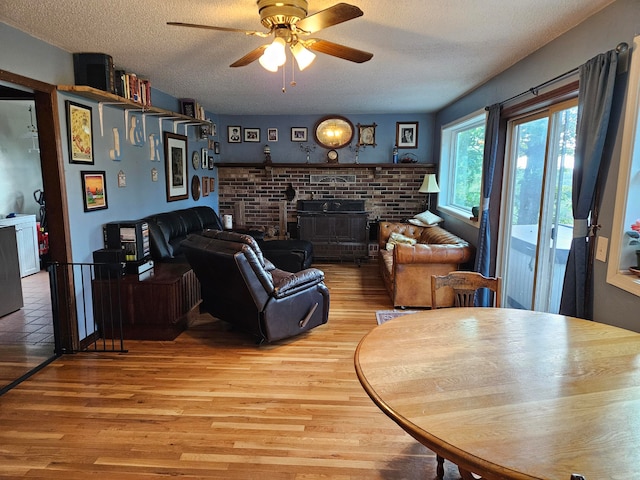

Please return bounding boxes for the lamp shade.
[418,174,440,193]
[291,42,316,71]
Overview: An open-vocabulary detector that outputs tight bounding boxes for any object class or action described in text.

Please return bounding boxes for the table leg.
[436,454,445,479]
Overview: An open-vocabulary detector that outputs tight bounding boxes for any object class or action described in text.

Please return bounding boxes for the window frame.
[438,109,487,226]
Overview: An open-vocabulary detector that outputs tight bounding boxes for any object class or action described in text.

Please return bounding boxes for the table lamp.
[418,174,440,211]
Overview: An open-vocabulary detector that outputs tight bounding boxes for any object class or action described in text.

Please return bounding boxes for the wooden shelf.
[214,162,436,169]
[58,85,211,137]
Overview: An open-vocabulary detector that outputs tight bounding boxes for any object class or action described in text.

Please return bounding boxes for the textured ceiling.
[0,0,616,115]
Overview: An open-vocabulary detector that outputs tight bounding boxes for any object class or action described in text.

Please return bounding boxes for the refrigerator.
[0,226,24,317]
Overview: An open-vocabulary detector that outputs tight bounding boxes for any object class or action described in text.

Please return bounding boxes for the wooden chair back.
[431,271,502,309]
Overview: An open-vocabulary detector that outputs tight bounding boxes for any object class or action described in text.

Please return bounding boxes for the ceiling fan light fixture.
[291,41,315,71]
[259,37,287,71]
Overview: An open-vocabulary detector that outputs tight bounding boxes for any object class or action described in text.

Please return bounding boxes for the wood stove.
[297,200,369,262]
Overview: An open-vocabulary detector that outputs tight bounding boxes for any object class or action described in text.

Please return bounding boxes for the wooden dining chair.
[431,271,502,309]
[430,271,502,479]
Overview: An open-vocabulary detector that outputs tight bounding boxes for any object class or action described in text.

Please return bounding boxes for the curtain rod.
[489,41,629,110]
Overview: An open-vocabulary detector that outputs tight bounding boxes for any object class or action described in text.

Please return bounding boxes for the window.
[439,110,486,222]
[607,34,640,297]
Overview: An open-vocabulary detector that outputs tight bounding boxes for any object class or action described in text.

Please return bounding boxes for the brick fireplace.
[216,164,436,237]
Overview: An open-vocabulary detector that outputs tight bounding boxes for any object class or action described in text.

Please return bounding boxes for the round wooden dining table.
[354,308,640,480]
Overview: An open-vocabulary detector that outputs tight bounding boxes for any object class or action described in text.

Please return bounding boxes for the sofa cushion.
[386,231,418,250]
[413,210,443,226]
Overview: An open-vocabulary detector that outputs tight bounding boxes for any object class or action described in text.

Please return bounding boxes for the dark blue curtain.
[474,104,501,306]
[559,50,618,318]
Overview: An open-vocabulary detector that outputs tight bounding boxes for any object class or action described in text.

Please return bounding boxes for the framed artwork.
[163,131,189,202]
[201,148,208,168]
[268,128,278,142]
[244,128,260,142]
[291,127,308,142]
[396,122,419,148]
[228,126,242,143]
[81,170,107,212]
[208,155,214,170]
[66,101,94,164]
[211,122,217,137]
[210,177,216,192]
[357,123,377,147]
[202,176,209,196]
[179,99,196,117]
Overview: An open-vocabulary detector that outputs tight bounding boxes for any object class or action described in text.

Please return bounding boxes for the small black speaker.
[73,53,115,93]
[93,248,125,279]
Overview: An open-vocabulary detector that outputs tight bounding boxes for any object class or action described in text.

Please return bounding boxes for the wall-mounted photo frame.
[268,128,278,142]
[210,177,216,192]
[201,148,208,168]
[163,131,189,202]
[228,125,241,143]
[244,128,260,142]
[396,122,419,148]
[81,170,107,212]
[357,123,377,147]
[66,101,94,164]
[208,155,215,170]
[291,127,308,142]
[202,176,209,197]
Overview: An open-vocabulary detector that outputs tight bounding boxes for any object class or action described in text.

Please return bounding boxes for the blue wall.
[432,0,640,330]
[217,113,434,164]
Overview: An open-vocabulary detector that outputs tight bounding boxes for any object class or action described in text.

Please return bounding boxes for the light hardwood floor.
[0,262,461,479]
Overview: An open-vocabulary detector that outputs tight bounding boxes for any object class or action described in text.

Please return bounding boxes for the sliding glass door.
[499,99,577,313]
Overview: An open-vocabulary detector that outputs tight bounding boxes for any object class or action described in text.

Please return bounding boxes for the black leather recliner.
[181,230,329,343]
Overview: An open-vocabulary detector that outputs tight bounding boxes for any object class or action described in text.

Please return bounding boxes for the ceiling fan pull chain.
[290,53,297,88]
[282,61,287,93]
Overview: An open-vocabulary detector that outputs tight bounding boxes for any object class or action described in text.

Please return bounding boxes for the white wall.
[0,100,43,220]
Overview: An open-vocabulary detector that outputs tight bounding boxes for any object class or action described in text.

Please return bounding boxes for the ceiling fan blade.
[230,45,269,67]
[167,22,268,37]
[305,39,373,63]
[295,3,363,34]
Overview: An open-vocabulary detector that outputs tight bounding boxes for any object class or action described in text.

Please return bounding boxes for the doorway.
[498,99,578,313]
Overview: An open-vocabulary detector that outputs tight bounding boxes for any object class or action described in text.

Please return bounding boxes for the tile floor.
[0,270,54,345]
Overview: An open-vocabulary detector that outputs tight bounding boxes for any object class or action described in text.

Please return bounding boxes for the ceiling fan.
[167,0,373,73]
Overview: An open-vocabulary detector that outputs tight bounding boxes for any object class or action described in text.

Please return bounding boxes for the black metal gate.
[48,262,127,353]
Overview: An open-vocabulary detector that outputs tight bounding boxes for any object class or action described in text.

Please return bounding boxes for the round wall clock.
[327,149,339,163]
[192,150,200,170]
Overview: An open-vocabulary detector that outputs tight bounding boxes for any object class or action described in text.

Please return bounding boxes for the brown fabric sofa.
[378,222,473,308]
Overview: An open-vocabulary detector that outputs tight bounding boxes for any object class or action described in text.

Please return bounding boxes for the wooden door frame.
[0,69,79,353]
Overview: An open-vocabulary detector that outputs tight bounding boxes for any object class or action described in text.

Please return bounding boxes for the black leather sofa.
[142,206,313,272]
[181,230,330,343]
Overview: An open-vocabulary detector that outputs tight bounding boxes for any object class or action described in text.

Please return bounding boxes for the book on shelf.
[114,69,152,107]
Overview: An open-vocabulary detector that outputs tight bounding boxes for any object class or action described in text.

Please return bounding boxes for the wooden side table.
[93,263,201,340]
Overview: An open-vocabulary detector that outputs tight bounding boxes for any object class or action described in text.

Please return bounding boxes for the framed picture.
[268,128,278,142]
[66,101,94,164]
[244,128,260,142]
[208,155,214,170]
[357,123,377,147]
[202,176,209,197]
[228,125,242,143]
[163,131,189,202]
[179,99,196,118]
[81,170,107,212]
[210,177,216,192]
[396,122,419,148]
[291,127,308,142]
[201,148,208,168]
[211,122,217,137]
